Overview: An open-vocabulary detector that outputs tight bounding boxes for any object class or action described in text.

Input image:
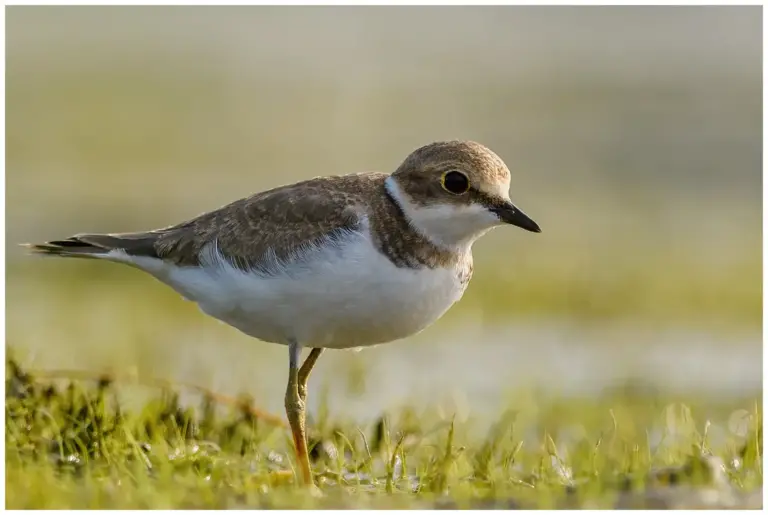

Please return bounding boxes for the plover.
[26,140,541,486]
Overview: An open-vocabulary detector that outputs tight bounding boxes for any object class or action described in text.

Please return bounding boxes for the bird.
[25,140,541,487]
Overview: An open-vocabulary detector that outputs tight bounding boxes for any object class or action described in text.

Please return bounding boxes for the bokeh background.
[6,7,761,424]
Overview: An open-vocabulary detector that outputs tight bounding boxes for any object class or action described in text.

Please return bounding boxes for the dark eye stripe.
[469,187,506,209]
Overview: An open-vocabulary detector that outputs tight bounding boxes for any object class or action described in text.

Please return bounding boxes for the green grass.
[6,354,762,509]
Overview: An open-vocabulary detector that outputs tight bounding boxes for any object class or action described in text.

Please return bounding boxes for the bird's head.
[385,140,541,250]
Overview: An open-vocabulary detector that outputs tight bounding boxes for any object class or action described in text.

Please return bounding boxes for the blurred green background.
[6,7,761,422]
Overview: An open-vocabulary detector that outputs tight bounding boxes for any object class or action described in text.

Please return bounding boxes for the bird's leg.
[285,342,313,486]
[298,348,324,404]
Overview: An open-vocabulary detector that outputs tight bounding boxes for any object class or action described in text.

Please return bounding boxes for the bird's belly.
[222,267,462,348]
[166,235,468,349]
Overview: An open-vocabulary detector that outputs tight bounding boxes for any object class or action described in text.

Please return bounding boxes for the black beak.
[491,201,541,233]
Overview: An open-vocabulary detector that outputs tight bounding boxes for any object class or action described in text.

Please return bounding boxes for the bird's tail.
[23,232,160,260]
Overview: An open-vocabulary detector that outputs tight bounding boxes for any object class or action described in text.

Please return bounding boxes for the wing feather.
[152,174,381,273]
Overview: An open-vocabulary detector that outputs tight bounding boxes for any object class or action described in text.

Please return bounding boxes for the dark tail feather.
[23,232,160,260]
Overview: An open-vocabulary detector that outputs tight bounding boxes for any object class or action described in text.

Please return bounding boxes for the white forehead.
[475,175,511,200]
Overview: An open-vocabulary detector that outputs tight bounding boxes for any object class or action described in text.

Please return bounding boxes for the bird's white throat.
[384,176,502,251]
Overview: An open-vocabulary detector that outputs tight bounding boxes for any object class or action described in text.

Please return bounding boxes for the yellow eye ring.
[441,170,471,195]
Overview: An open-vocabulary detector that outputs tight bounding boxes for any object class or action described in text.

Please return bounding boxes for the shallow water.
[11,289,759,425]
[170,319,761,421]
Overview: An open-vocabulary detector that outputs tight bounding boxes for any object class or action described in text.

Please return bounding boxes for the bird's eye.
[441,171,470,195]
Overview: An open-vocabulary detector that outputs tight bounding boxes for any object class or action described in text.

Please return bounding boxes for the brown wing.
[151,174,382,272]
[27,174,384,272]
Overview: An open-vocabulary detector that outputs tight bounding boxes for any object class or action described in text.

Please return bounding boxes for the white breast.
[119,229,470,349]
